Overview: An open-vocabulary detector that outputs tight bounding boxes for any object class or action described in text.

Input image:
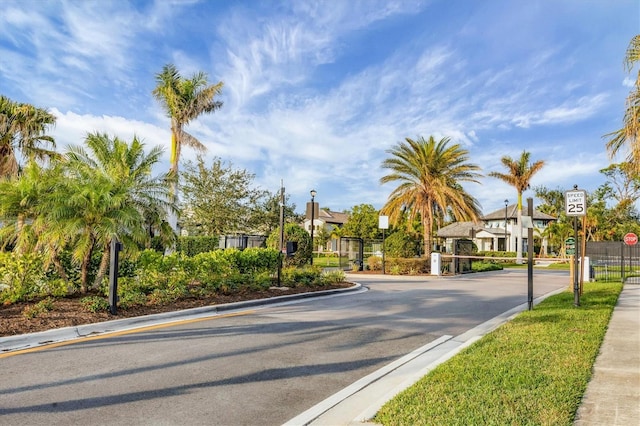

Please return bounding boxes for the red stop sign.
[624,233,638,246]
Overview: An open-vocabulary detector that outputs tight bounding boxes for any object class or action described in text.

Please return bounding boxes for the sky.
[1,0,638,217]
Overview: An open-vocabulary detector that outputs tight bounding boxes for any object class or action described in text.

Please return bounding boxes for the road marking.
[0,310,254,359]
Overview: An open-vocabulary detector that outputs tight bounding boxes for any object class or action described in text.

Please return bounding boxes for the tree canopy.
[380,136,482,258]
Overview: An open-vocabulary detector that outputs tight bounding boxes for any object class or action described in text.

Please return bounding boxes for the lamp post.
[310,189,317,265]
[504,199,508,252]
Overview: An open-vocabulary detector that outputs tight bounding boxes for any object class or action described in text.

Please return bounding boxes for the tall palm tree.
[489,151,545,263]
[380,136,483,259]
[152,64,223,191]
[48,133,175,292]
[605,35,640,176]
[0,95,57,178]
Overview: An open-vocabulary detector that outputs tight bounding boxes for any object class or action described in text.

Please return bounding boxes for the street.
[0,270,568,425]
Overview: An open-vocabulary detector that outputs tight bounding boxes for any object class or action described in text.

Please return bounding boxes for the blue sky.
[1,0,638,216]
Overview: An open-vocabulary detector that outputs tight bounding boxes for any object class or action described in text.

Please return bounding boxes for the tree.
[0,95,57,178]
[341,204,381,240]
[380,136,482,259]
[252,190,302,236]
[598,162,640,205]
[180,156,266,236]
[53,133,174,292]
[605,35,640,176]
[266,223,311,267]
[152,64,223,231]
[0,162,63,256]
[489,151,544,263]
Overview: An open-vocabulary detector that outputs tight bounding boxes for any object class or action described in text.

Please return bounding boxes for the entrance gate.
[339,237,364,271]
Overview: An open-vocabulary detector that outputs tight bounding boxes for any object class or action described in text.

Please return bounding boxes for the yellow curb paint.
[0,310,254,359]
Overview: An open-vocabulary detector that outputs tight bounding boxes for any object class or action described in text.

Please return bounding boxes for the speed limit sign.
[565,189,587,216]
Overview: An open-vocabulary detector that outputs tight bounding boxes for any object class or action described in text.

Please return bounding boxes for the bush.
[367,256,382,271]
[81,296,109,313]
[385,231,420,257]
[384,257,430,274]
[320,269,346,285]
[177,236,220,256]
[22,297,55,318]
[281,266,322,287]
[0,252,48,303]
[266,223,311,267]
[472,262,504,272]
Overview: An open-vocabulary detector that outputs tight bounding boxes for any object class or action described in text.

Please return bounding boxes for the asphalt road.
[0,270,568,425]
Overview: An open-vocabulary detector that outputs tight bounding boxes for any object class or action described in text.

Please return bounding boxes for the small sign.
[624,232,638,246]
[565,189,587,216]
[378,215,389,229]
[565,237,576,255]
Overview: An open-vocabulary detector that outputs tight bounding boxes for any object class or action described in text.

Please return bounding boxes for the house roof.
[436,222,485,238]
[317,209,349,225]
[481,204,556,221]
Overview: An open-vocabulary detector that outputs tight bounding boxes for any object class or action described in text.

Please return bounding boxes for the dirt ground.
[0,284,351,337]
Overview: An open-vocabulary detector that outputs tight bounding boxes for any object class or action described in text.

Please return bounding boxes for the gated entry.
[339,237,364,271]
[586,241,640,282]
[453,239,474,274]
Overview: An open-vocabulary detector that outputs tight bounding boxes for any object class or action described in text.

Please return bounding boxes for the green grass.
[311,255,349,267]
[374,282,622,426]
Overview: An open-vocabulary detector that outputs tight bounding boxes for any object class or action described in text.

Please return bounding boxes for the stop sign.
[624,233,638,246]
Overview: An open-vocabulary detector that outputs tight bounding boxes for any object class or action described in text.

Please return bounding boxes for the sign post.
[379,216,389,274]
[565,186,587,307]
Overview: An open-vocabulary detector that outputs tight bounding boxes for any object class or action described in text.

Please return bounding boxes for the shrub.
[248,271,274,291]
[266,223,311,267]
[367,256,382,271]
[281,266,322,287]
[384,257,429,274]
[320,269,346,285]
[385,231,420,257]
[472,262,504,272]
[0,252,48,304]
[22,297,55,318]
[81,296,109,313]
[177,236,220,256]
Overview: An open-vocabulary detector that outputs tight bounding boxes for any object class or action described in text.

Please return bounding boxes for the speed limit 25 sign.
[565,189,587,216]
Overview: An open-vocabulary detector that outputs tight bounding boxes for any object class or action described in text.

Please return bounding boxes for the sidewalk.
[574,281,640,425]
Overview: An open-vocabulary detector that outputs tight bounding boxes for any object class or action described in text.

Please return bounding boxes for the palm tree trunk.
[80,249,93,294]
[423,212,433,259]
[93,242,111,289]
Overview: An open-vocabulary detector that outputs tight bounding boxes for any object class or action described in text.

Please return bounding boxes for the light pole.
[504,199,508,252]
[310,189,317,265]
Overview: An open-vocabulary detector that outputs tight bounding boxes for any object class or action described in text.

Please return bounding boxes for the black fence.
[586,241,640,282]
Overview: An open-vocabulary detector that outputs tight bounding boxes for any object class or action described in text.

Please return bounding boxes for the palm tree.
[380,136,483,259]
[48,133,175,292]
[0,95,57,178]
[489,151,545,263]
[605,35,640,176]
[152,64,223,200]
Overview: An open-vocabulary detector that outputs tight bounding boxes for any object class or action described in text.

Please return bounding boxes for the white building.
[436,204,556,254]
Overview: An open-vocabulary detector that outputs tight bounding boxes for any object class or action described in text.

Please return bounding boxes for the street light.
[310,189,317,265]
[504,199,509,252]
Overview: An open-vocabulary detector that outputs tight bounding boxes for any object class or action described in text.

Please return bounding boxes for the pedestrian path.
[574,282,640,425]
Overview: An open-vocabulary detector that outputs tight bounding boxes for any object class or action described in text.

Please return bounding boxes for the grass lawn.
[374,281,622,426]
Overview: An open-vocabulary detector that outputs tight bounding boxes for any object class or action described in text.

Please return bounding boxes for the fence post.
[621,242,625,283]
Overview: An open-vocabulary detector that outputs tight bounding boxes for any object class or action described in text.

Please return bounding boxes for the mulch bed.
[0,283,352,337]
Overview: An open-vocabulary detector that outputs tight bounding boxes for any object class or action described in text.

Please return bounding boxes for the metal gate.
[339,237,364,271]
[586,241,640,282]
